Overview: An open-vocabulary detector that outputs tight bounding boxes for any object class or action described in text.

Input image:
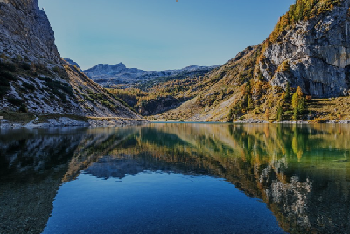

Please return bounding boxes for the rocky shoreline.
[2,117,350,129]
[0,117,149,129]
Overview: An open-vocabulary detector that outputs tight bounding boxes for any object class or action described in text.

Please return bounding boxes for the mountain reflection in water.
[1,123,350,233]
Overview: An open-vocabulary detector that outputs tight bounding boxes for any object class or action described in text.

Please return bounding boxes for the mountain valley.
[105,0,350,122]
[1,0,350,124]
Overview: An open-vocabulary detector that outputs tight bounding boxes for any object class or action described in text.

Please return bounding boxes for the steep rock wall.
[261,0,350,97]
[0,0,60,63]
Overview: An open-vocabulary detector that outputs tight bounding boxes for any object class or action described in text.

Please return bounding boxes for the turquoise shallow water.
[1,123,350,233]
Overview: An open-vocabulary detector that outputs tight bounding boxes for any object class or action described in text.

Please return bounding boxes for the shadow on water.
[0,128,87,234]
[1,123,350,233]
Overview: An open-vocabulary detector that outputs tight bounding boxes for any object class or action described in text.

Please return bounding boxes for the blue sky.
[39,0,295,71]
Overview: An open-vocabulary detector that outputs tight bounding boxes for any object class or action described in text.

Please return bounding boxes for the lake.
[1,123,350,234]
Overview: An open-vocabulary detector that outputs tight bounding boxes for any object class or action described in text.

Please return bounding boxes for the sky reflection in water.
[1,123,350,233]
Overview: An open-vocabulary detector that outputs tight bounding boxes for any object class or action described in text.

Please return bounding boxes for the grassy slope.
[148,46,270,121]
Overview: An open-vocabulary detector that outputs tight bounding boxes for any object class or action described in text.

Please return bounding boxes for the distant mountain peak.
[83,63,219,88]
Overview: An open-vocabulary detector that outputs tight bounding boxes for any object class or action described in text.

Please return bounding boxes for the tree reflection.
[71,123,350,233]
[1,124,350,233]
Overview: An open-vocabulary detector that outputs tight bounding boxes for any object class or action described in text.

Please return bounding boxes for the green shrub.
[44,77,52,82]
[101,100,115,109]
[22,82,35,91]
[52,89,67,103]
[59,84,74,96]
[19,104,28,113]
[0,86,10,97]
[277,105,283,121]
[45,79,74,97]
[0,71,16,81]
[21,63,31,71]
[0,78,10,87]
[0,61,16,72]
[114,95,130,107]
[293,108,298,120]
[82,94,94,102]
[8,98,23,106]
[284,82,291,101]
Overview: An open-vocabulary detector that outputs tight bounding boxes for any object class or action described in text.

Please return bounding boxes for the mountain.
[262,0,350,98]
[84,63,218,88]
[0,0,142,125]
[84,63,144,88]
[152,0,350,122]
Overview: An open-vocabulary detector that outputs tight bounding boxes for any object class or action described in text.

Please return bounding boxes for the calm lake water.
[1,123,350,234]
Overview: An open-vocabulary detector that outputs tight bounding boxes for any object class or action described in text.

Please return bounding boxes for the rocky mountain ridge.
[82,61,218,88]
[0,0,142,125]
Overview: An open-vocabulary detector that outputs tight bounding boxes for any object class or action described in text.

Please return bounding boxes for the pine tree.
[291,86,306,120]
[285,82,291,100]
[277,104,283,122]
[248,95,254,110]
[293,107,298,120]
[292,92,298,110]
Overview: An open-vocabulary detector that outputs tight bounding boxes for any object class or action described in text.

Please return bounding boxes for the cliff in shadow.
[0,128,84,234]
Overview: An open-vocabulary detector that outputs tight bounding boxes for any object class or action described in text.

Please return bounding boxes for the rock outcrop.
[0,0,60,63]
[261,0,350,98]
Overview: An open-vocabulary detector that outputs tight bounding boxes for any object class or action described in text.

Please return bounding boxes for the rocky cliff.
[0,0,59,64]
[261,0,350,98]
[0,0,141,123]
